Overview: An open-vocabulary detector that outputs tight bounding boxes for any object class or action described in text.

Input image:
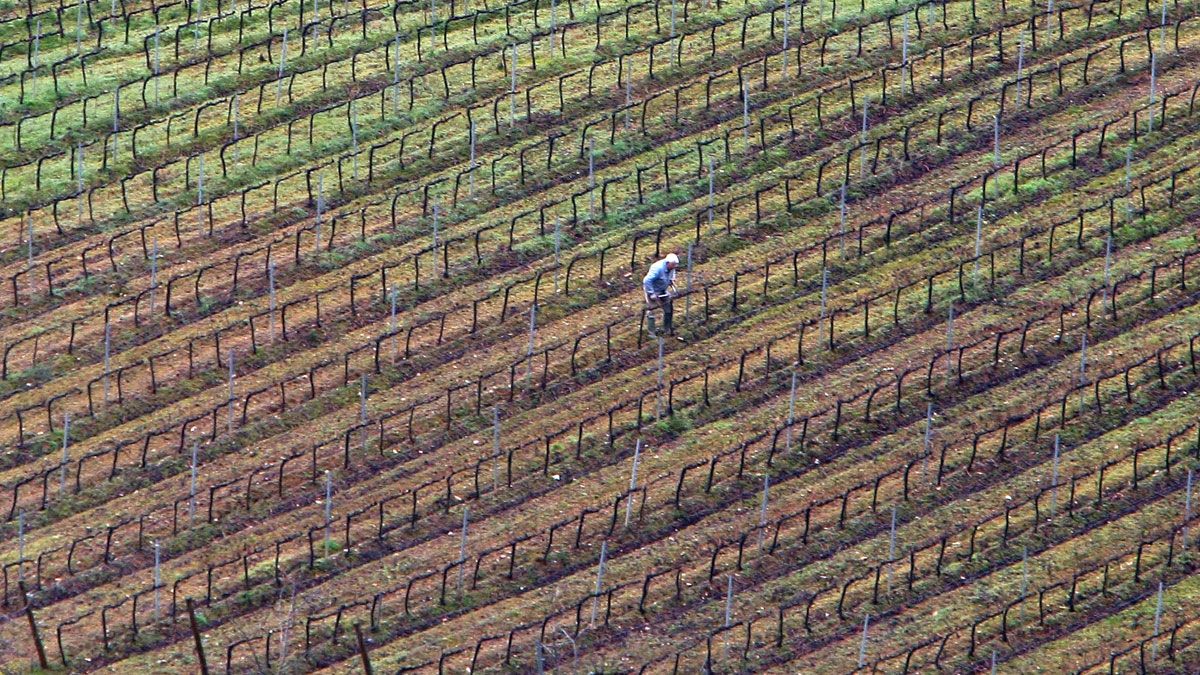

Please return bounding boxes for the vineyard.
[0,0,1198,670]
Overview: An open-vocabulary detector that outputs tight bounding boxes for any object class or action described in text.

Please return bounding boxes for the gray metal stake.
[742,82,751,144]
[554,217,562,293]
[784,370,798,453]
[590,541,607,626]
[153,27,161,104]
[1015,31,1026,108]
[922,403,933,481]
[860,97,869,179]
[360,374,369,451]
[17,511,25,583]
[1184,468,1194,549]
[31,20,41,99]
[510,44,518,127]
[112,88,121,163]
[624,440,642,527]
[1020,545,1029,597]
[756,474,771,551]
[276,28,289,105]
[1125,147,1134,222]
[551,0,558,48]
[392,35,402,116]
[625,77,633,130]
[103,320,112,404]
[1151,580,1165,661]
[974,205,984,282]
[525,303,538,388]
[77,144,86,226]
[469,120,477,199]
[390,284,399,363]
[839,182,848,258]
[492,406,502,491]
[684,241,694,320]
[457,507,469,593]
[945,302,955,379]
[782,0,791,79]
[887,505,898,593]
[60,413,71,493]
[316,175,325,252]
[198,154,206,233]
[588,137,596,220]
[857,614,870,667]
[154,541,162,619]
[1051,434,1061,515]
[324,470,333,547]
[993,114,1001,167]
[707,157,715,232]
[189,441,199,525]
[1148,53,1157,132]
[724,574,734,627]
[655,336,665,420]
[228,349,236,432]
[149,238,160,316]
[350,101,359,181]
[268,261,277,343]
[819,267,829,347]
[432,203,440,250]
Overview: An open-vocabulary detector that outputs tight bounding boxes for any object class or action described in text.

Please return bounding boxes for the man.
[643,253,679,336]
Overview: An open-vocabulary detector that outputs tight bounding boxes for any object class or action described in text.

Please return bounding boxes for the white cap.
[665,253,679,264]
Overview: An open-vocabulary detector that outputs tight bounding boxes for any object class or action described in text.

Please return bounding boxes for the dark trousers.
[652,294,674,334]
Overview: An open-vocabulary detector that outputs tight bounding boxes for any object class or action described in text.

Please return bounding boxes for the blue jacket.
[643,259,675,296]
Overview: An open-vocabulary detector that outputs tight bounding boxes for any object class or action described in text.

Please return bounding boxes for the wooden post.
[355,623,373,674]
[19,581,48,670]
[186,598,210,675]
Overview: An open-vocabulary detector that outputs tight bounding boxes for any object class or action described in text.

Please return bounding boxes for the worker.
[643,253,679,336]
